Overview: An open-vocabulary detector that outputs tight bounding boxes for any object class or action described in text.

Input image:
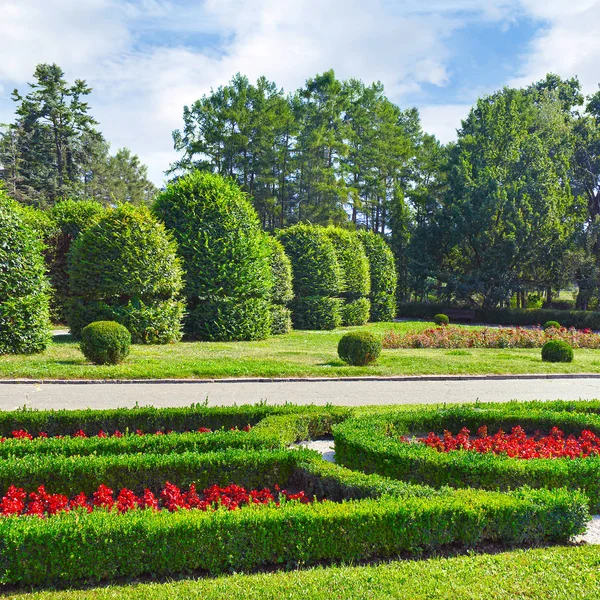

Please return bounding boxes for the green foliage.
[542,340,574,363]
[326,227,370,298]
[270,305,292,335]
[265,235,294,305]
[290,296,342,330]
[0,193,51,354]
[80,321,131,365]
[154,171,273,340]
[358,230,396,321]
[341,297,370,326]
[334,405,600,509]
[543,320,561,330]
[337,331,382,366]
[68,204,184,343]
[434,313,449,326]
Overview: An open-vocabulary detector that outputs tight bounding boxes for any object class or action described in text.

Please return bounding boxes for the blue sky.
[1,0,599,184]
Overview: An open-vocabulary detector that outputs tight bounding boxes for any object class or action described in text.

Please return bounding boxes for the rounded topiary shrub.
[358,230,397,322]
[543,320,561,331]
[341,297,371,327]
[80,321,131,365]
[434,313,449,326]
[337,331,382,366]
[68,204,184,343]
[0,194,51,355]
[265,235,293,335]
[154,172,273,341]
[542,340,574,363]
[278,224,342,330]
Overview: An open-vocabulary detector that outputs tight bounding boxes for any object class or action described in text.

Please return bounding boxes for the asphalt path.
[1,376,600,410]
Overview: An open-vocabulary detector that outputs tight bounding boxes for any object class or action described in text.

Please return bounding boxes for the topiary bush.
[358,230,397,322]
[278,224,342,330]
[266,235,293,335]
[326,227,370,325]
[337,331,382,366]
[68,204,184,343]
[341,297,371,327]
[434,313,449,326]
[154,172,273,341]
[542,340,574,363]
[543,320,561,331]
[80,321,131,365]
[0,193,51,354]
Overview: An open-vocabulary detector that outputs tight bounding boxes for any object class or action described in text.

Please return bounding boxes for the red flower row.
[417,426,600,459]
[6,425,252,441]
[0,482,312,517]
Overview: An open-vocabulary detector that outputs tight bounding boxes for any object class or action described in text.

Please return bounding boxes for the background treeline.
[5,64,600,313]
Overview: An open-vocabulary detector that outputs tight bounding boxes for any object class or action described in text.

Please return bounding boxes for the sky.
[1,0,599,185]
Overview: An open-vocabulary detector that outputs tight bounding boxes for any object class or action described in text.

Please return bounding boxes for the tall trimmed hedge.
[358,230,397,321]
[326,227,370,325]
[68,204,184,344]
[154,172,273,341]
[278,224,343,330]
[266,235,293,335]
[0,193,51,354]
[47,199,105,322]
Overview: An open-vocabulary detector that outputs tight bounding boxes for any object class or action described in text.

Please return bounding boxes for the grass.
[8,545,600,599]
[3,321,600,380]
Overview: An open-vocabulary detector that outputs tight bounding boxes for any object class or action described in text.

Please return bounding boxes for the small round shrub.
[80,321,131,365]
[543,320,561,331]
[291,296,342,331]
[337,331,382,366]
[341,298,371,326]
[541,340,573,363]
[434,313,449,326]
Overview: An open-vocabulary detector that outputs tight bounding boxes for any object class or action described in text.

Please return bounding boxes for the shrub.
[341,297,371,326]
[543,320,561,331]
[542,340,574,363]
[271,305,292,335]
[434,313,449,326]
[265,235,293,335]
[80,321,131,365]
[338,331,382,366]
[358,231,397,321]
[45,200,105,321]
[0,193,51,354]
[68,204,184,343]
[290,296,342,331]
[154,172,273,340]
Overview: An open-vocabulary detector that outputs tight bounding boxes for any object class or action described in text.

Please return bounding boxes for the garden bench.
[445,309,476,322]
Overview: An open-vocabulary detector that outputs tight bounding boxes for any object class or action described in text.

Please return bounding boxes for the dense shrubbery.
[434,313,449,325]
[358,230,396,321]
[341,297,371,327]
[68,204,184,343]
[278,224,342,330]
[80,321,131,365]
[542,340,574,363]
[338,332,382,366]
[155,172,273,340]
[0,193,51,354]
[266,235,293,334]
[543,320,561,331]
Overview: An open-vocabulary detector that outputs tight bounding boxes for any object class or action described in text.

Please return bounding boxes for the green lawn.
[3,321,600,380]
[10,545,600,599]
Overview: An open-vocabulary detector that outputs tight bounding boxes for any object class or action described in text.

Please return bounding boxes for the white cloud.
[419,104,471,144]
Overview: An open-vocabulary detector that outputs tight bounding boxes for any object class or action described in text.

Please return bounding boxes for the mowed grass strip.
[10,545,600,599]
[3,322,600,380]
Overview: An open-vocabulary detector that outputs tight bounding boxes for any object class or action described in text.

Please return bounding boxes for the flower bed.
[419,426,600,459]
[382,325,600,349]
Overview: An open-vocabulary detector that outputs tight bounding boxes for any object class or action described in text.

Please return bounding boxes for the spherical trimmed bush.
[337,331,382,366]
[80,321,131,365]
[541,340,573,363]
[543,320,561,331]
[434,313,450,326]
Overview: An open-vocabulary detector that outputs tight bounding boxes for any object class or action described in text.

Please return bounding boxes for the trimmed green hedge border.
[334,405,600,510]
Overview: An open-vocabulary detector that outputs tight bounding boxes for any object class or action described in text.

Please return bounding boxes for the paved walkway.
[1,376,600,410]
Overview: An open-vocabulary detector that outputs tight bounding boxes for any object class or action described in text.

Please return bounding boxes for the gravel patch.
[576,515,600,545]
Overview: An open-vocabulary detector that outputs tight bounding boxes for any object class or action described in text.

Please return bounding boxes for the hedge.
[0,481,585,587]
[154,172,273,341]
[397,302,600,329]
[68,204,185,343]
[0,194,51,354]
[333,406,600,510]
[358,230,396,321]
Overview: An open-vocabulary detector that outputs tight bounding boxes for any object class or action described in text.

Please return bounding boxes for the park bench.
[444,308,476,322]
